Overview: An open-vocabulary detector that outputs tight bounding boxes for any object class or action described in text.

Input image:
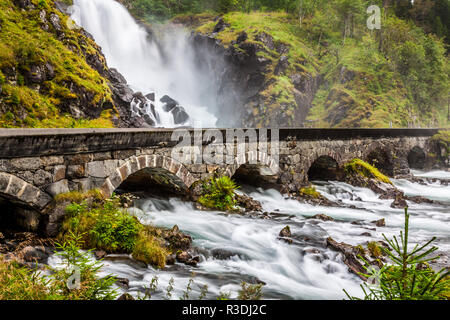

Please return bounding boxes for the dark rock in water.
[132,92,146,106]
[21,245,51,264]
[311,214,335,222]
[279,226,292,238]
[118,293,134,300]
[115,277,130,290]
[94,250,107,260]
[160,95,178,112]
[166,254,176,265]
[390,195,408,209]
[360,232,372,237]
[326,237,367,280]
[211,248,237,260]
[145,92,155,101]
[372,218,386,227]
[407,196,436,205]
[235,194,262,212]
[171,106,189,124]
[176,251,191,263]
[278,226,293,244]
[143,114,156,127]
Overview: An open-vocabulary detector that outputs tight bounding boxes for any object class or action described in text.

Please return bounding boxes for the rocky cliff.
[0,0,140,128]
[175,13,321,128]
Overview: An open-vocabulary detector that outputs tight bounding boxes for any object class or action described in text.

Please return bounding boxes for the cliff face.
[0,0,137,128]
[175,10,449,129]
[177,12,321,128]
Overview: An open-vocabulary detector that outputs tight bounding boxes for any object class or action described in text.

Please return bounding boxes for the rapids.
[48,172,450,300]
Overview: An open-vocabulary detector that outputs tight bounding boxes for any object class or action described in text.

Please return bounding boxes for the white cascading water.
[47,173,450,299]
[71,0,218,128]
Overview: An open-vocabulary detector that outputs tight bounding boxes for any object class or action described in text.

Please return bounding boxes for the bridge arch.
[305,148,343,182]
[0,172,52,210]
[100,155,196,197]
[407,146,426,170]
[225,151,280,188]
[364,144,394,176]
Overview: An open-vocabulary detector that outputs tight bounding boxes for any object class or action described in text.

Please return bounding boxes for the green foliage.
[132,229,167,269]
[59,193,167,268]
[198,176,239,211]
[344,158,392,184]
[0,0,116,128]
[299,185,321,198]
[0,233,118,300]
[238,281,264,300]
[345,208,450,300]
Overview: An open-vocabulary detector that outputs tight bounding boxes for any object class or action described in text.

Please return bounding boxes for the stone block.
[46,179,69,196]
[67,164,86,179]
[10,157,41,171]
[53,165,66,182]
[40,156,64,166]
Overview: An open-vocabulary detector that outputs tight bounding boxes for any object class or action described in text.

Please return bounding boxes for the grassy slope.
[179,10,449,128]
[0,0,115,128]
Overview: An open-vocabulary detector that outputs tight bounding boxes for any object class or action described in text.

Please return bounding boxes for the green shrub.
[198,176,239,211]
[344,158,392,185]
[345,208,450,300]
[0,233,117,300]
[238,282,264,300]
[132,230,167,269]
[59,193,167,268]
[299,186,321,198]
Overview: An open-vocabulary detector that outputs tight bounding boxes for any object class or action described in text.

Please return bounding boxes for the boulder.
[235,194,262,212]
[326,237,367,280]
[311,214,335,222]
[145,92,155,101]
[171,106,189,124]
[160,95,179,112]
[372,218,386,227]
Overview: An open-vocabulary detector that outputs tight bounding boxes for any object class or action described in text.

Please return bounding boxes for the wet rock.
[279,226,292,238]
[94,250,107,260]
[390,195,408,209]
[171,106,189,124]
[115,277,130,290]
[118,293,134,300]
[132,92,147,106]
[235,194,262,212]
[360,232,372,237]
[278,226,293,244]
[326,237,366,280]
[372,218,386,227]
[160,95,178,111]
[176,251,191,263]
[145,92,155,101]
[166,254,176,265]
[407,196,436,205]
[211,248,237,260]
[311,214,335,222]
[162,225,192,251]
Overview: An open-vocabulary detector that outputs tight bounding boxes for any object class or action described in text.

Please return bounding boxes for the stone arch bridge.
[0,128,445,234]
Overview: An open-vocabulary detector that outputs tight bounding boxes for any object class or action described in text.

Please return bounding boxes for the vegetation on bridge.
[198,176,239,211]
[344,158,392,185]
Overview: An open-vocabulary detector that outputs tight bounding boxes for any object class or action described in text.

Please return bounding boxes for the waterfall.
[71,0,218,128]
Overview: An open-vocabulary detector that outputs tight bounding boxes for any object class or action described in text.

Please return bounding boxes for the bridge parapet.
[0,128,445,235]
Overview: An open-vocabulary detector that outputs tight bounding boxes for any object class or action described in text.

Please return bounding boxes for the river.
[48,170,450,300]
